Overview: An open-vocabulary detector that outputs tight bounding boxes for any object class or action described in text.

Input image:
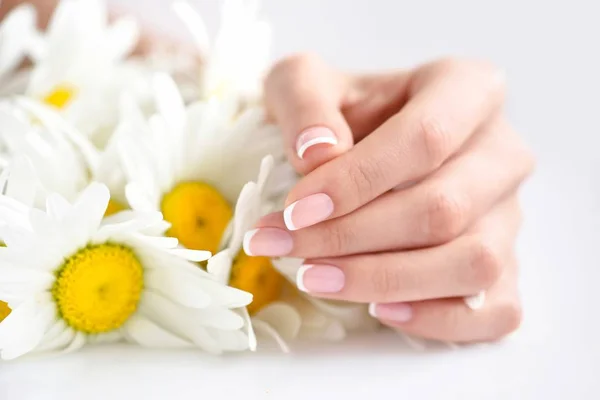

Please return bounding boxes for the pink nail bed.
[243,228,293,257]
[369,303,413,323]
[295,126,338,159]
[296,264,345,293]
[283,193,334,231]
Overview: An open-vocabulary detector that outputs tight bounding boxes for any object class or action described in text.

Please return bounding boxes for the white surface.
[2,0,599,399]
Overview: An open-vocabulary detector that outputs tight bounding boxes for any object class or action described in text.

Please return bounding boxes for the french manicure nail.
[283,193,334,231]
[369,303,413,323]
[296,126,338,159]
[296,264,345,293]
[464,291,486,310]
[243,228,293,257]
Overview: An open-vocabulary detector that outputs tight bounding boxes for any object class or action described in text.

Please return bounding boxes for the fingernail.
[283,193,334,231]
[296,264,345,293]
[243,228,293,257]
[369,303,413,323]
[296,126,338,159]
[464,291,486,310]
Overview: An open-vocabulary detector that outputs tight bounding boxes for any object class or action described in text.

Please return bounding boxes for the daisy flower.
[0,97,127,213]
[118,73,288,256]
[116,73,300,337]
[0,162,254,360]
[0,4,37,94]
[173,0,271,106]
[24,0,152,145]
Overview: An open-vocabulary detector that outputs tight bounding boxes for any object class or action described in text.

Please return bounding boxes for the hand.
[244,54,534,343]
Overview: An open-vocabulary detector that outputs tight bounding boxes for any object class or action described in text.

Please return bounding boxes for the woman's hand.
[244,54,534,343]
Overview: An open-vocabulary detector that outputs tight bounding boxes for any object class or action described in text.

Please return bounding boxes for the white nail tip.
[296,137,338,159]
[242,229,259,256]
[296,265,312,292]
[368,303,378,318]
[464,291,486,310]
[283,202,297,231]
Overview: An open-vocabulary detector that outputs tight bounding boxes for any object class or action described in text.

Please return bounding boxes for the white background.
[1,0,599,399]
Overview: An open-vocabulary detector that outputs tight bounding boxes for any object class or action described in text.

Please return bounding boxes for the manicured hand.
[244,54,534,343]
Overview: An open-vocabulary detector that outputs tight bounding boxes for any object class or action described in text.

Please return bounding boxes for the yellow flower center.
[230,251,284,315]
[0,301,10,322]
[160,182,232,254]
[160,181,284,314]
[43,84,76,109]
[105,199,127,217]
[52,243,143,334]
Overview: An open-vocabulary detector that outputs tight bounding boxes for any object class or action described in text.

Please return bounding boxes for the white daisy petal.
[193,279,253,309]
[0,4,36,80]
[192,308,245,331]
[88,331,122,345]
[105,17,139,61]
[125,234,179,251]
[3,156,38,206]
[254,302,302,341]
[67,182,109,237]
[152,73,186,131]
[96,211,164,241]
[35,320,75,352]
[140,292,222,354]
[0,301,54,360]
[124,315,191,348]
[46,193,71,220]
[61,331,86,354]
[207,249,234,284]
[208,327,249,352]
[240,307,257,352]
[172,1,210,54]
[145,269,212,309]
[168,248,211,263]
[125,183,156,212]
[251,319,290,353]
[0,267,53,286]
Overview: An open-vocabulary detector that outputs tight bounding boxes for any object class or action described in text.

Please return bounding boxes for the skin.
[257,54,534,343]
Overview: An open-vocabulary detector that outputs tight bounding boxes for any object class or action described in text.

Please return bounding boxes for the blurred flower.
[24,0,152,145]
[173,0,271,108]
[0,4,37,94]
[0,97,128,211]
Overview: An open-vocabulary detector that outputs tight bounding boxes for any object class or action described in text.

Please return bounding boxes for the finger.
[373,257,522,343]
[293,196,521,303]
[251,119,532,258]
[341,71,413,141]
[283,59,506,230]
[264,53,354,175]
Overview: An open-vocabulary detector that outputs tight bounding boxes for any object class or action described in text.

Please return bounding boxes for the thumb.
[264,54,353,175]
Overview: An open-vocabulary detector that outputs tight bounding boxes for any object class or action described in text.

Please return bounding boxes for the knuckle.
[468,239,503,289]
[370,265,401,302]
[417,116,452,169]
[426,188,469,243]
